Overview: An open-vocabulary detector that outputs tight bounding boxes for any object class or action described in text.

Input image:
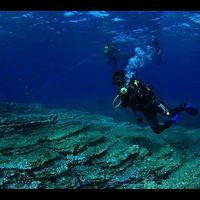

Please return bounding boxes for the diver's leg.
[113,58,118,71]
[143,109,173,134]
[155,100,185,118]
[170,104,186,117]
[109,56,118,72]
[168,103,198,116]
[155,52,163,66]
[151,121,173,134]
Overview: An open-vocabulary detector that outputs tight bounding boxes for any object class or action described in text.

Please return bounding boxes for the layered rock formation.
[0,103,200,189]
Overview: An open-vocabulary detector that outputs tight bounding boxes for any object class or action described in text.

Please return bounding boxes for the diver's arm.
[120,93,130,108]
[121,100,129,108]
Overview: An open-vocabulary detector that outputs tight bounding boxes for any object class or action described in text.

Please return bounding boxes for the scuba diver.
[104,41,119,72]
[112,70,199,134]
[151,35,163,67]
[104,41,132,73]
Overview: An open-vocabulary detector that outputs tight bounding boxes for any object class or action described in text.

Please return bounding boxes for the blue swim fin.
[171,114,181,123]
[184,104,199,116]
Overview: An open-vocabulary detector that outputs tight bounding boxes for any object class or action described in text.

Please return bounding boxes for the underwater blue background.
[0,11,200,126]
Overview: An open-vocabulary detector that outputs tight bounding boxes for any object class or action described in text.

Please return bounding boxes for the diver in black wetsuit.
[151,35,163,66]
[112,70,198,134]
[104,42,119,71]
[104,41,132,73]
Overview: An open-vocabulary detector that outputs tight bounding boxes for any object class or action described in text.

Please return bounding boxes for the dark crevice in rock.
[0,147,15,156]
[110,153,139,169]
[73,136,107,156]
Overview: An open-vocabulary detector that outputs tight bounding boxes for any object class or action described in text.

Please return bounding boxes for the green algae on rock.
[0,103,200,189]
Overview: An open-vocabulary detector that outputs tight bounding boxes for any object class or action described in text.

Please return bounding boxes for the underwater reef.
[0,103,200,189]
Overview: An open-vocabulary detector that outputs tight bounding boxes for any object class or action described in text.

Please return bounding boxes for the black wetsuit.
[151,38,163,65]
[105,44,132,73]
[107,50,118,71]
[119,79,184,134]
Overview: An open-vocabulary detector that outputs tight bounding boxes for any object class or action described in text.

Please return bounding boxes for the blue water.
[0,11,200,125]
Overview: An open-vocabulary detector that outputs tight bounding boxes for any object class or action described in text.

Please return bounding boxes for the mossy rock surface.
[0,103,200,189]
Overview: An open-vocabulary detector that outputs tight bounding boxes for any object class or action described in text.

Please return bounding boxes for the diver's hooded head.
[113,70,126,87]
